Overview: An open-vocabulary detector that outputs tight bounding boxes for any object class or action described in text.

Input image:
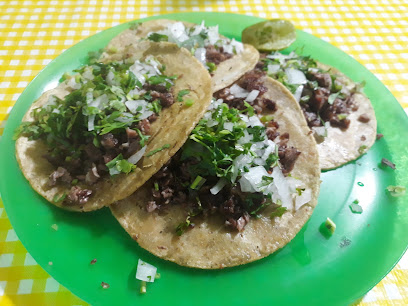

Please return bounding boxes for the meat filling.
[45,85,175,205]
[255,58,365,131]
[205,45,233,65]
[147,72,301,232]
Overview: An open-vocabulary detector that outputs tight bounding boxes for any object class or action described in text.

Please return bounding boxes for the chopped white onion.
[87,114,95,131]
[210,178,228,195]
[207,25,220,45]
[115,112,134,123]
[82,66,94,80]
[271,168,292,209]
[237,129,253,144]
[266,51,297,64]
[168,22,189,42]
[229,84,249,98]
[223,122,234,131]
[125,99,146,114]
[190,21,206,36]
[261,140,276,160]
[136,259,157,283]
[90,94,108,109]
[46,95,57,106]
[239,114,249,123]
[248,115,264,127]
[127,146,147,165]
[230,39,244,53]
[125,99,154,119]
[267,64,280,75]
[246,90,260,103]
[194,47,207,65]
[67,77,81,90]
[312,126,327,138]
[285,68,307,85]
[295,188,312,210]
[239,166,269,193]
[293,85,304,103]
[106,70,116,86]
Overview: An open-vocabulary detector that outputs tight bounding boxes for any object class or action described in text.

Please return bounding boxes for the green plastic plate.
[0,12,407,306]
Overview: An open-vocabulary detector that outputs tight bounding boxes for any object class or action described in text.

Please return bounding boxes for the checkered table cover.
[0,1,407,305]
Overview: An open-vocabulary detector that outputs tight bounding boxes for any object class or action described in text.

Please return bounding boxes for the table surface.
[0,1,407,305]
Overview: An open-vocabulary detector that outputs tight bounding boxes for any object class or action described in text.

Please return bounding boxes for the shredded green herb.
[177,89,190,102]
[358,145,368,154]
[270,206,287,218]
[146,144,170,157]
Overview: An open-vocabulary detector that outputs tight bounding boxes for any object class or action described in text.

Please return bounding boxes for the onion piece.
[207,25,220,45]
[223,122,234,131]
[271,168,292,209]
[246,90,260,103]
[248,115,263,127]
[127,146,147,165]
[136,259,157,283]
[190,21,205,36]
[239,166,269,193]
[285,68,307,85]
[293,85,304,103]
[87,114,95,131]
[267,64,280,74]
[194,47,207,65]
[210,178,228,195]
[229,84,249,98]
[295,188,312,210]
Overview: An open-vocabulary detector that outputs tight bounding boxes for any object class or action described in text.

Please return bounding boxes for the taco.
[102,19,259,92]
[15,41,212,212]
[110,70,320,269]
[255,51,377,170]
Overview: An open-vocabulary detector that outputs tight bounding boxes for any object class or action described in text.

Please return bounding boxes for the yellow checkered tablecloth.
[0,0,407,305]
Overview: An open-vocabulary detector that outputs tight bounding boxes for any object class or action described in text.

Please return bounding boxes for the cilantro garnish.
[146,144,170,157]
[177,89,190,102]
[148,33,169,42]
[106,154,136,175]
[206,62,217,73]
[358,145,367,154]
[270,206,287,218]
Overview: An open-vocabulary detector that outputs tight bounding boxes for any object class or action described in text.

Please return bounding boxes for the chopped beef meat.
[310,88,330,112]
[84,144,102,162]
[161,187,174,200]
[49,167,72,186]
[237,70,268,94]
[126,139,141,157]
[144,83,168,93]
[148,113,158,122]
[311,72,332,90]
[303,111,321,127]
[125,128,138,140]
[205,45,233,65]
[214,70,277,116]
[358,114,370,123]
[261,98,276,111]
[330,117,350,130]
[138,119,151,134]
[67,186,92,205]
[101,133,118,149]
[279,146,301,174]
[266,120,280,140]
[151,91,174,107]
[381,158,396,170]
